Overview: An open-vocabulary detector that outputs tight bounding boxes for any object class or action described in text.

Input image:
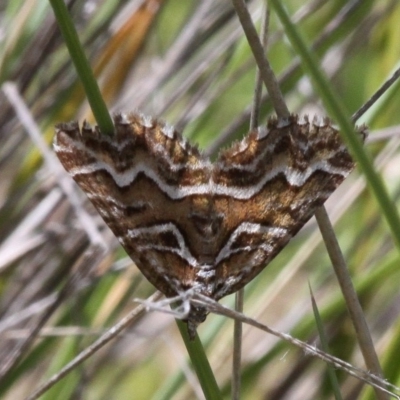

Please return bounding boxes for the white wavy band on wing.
[68,158,349,200]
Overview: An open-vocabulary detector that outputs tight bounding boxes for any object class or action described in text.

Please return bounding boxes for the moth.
[54,113,366,338]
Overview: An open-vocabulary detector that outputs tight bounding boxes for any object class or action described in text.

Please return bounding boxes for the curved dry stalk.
[231,1,388,399]
[26,291,163,400]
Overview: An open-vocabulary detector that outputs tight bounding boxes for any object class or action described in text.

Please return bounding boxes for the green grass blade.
[49,0,114,135]
[176,320,222,400]
[269,0,400,252]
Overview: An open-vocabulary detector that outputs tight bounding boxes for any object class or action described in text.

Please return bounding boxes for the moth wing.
[54,114,208,298]
[211,115,365,299]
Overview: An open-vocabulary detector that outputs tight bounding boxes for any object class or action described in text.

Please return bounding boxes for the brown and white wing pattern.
[54,113,366,337]
[211,115,366,299]
[54,113,213,301]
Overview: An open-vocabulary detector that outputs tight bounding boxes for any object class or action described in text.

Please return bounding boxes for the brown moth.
[54,113,366,338]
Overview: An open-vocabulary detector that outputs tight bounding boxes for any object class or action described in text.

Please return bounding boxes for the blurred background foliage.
[1,0,400,399]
